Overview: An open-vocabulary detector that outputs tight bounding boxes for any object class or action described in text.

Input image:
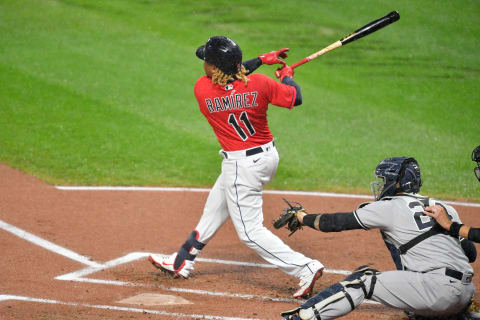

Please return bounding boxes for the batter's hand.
[259,48,289,66]
[275,65,294,80]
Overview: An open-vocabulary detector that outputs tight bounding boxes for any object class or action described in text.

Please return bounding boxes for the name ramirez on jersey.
[194,73,296,151]
[204,90,258,113]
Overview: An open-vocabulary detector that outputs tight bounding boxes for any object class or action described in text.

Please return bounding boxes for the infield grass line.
[55,186,480,208]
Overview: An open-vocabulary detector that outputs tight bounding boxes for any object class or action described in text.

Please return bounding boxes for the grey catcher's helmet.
[371,157,422,201]
[195,36,243,75]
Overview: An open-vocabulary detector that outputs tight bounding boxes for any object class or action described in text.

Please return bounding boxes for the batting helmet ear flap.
[196,45,206,60]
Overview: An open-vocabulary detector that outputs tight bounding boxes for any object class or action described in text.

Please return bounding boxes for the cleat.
[148,253,194,279]
[294,261,324,299]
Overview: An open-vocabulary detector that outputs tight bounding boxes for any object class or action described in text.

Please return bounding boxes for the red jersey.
[194,73,297,151]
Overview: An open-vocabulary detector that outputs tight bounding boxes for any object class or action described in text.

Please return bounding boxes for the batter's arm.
[242,58,262,75]
[299,212,363,232]
[281,76,302,106]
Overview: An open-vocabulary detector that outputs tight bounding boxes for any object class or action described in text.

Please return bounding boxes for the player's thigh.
[195,172,230,243]
[221,159,265,230]
[372,271,472,316]
[203,172,228,214]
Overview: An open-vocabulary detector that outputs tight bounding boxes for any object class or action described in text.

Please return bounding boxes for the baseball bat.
[290,10,400,70]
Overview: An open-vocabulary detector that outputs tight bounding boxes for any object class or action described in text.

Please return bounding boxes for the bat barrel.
[340,10,400,45]
[287,10,400,72]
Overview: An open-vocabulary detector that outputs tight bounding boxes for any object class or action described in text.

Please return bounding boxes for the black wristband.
[302,214,318,229]
[468,228,480,242]
[449,222,463,237]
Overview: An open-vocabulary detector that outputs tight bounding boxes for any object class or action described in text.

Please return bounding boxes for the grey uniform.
[295,194,475,320]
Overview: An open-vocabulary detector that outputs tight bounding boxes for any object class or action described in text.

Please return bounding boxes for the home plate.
[118,293,193,306]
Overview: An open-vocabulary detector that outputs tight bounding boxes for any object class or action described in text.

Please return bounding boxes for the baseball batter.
[149,36,323,298]
[279,157,476,319]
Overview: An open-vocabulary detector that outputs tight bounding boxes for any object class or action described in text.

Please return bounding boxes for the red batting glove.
[275,65,294,80]
[259,48,289,66]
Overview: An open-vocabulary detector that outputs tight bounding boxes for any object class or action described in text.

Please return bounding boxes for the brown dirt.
[0,163,478,320]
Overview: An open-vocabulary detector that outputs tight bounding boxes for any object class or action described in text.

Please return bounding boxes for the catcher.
[274,156,476,320]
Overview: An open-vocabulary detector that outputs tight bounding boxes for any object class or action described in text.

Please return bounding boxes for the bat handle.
[275,58,310,78]
[291,40,343,70]
[274,59,308,78]
[290,58,310,70]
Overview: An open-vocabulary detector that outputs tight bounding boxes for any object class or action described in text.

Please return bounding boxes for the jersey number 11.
[228,111,256,141]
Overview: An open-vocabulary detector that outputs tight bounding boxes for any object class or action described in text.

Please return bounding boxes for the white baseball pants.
[194,141,318,277]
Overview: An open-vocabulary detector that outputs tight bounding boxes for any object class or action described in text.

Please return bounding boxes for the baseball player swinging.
[149,36,323,298]
[275,157,476,319]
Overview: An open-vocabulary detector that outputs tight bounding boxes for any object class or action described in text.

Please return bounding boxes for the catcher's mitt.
[273,198,305,236]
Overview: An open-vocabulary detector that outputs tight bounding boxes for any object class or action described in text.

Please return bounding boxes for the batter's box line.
[55,251,379,305]
[0,220,377,305]
[0,220,368,302]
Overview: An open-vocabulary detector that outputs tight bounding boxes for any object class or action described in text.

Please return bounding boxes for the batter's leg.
[222,150,323,281]
[149,172,230,278]
[194,172,230,243]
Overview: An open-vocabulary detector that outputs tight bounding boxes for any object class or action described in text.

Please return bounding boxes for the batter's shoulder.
[194,76,215,95]
[248,73,270,81]
[195,75,211,86]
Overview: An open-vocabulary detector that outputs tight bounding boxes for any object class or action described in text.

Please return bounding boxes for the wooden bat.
[289,11,400,70]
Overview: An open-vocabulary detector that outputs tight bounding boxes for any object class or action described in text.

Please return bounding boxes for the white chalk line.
[55,251,354,304]
[0,219,101,268]
[55,185,480,208]
[0,219,369,307]
[0,294,259,320]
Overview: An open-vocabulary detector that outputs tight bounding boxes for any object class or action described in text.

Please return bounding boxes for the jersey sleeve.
[262,74,297,109]
[353,200,393,230]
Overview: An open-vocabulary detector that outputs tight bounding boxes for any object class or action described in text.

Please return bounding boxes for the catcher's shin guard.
[295,265,378,320]
[175,230,205,270]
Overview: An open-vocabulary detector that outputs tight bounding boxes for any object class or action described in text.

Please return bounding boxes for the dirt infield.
[1,163,479,320]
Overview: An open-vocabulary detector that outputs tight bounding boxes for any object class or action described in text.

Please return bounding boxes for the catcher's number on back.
[273,198,305,236]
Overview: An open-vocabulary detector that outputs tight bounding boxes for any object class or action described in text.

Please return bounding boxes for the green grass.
[0,0,479,201]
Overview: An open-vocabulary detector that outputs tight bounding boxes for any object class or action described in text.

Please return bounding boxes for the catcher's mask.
[195,36,242,75]
[370,157,422,201]
[472,145,480,182]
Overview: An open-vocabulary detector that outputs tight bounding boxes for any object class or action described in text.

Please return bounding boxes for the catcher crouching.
[274,157,477,320]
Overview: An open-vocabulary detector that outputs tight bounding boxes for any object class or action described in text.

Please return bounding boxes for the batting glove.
[259,48,289,66]
[275,65,294,80]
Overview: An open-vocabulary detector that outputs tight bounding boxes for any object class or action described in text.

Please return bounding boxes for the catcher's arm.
[301,212,363,232]
[273,199,363,235]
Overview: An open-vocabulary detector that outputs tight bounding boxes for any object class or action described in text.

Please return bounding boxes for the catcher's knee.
[298,265,379,320]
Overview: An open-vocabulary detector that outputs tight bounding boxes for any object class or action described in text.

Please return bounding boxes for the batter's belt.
[221,140,275,160]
